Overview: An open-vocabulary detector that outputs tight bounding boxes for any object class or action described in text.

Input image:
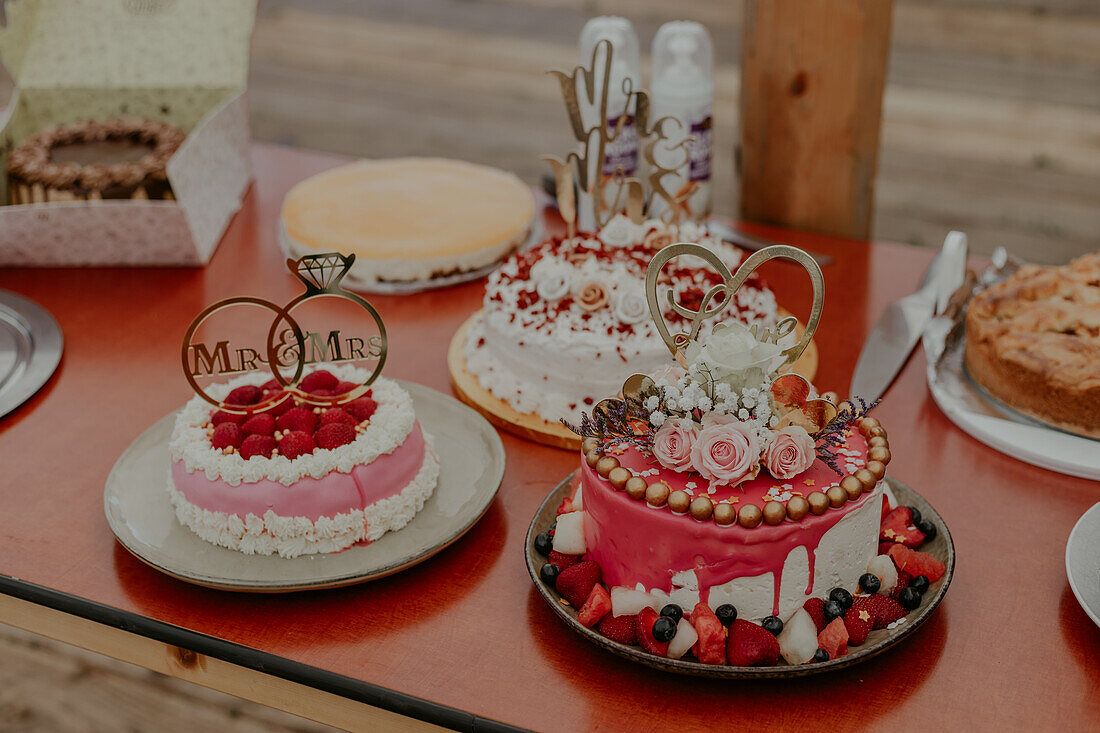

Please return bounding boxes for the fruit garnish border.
[524,472,955,678]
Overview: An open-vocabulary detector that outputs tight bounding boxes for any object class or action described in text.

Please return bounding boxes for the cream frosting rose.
[598,213,640,247]
[763,425,816,479]
[577,281,610,311]
[652,419,698,471]
[614,289,649,324]
[689,415,760,486]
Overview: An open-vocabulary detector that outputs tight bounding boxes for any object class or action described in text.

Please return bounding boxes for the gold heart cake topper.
[644,242,825,368]
[181,252,388,414]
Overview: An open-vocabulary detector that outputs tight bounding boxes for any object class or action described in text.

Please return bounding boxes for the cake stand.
[448,309,819,451]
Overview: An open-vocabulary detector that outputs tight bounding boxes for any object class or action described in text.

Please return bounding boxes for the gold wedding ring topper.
[645,243,825,369]
[543,39,692,235]
[181,253,388,414]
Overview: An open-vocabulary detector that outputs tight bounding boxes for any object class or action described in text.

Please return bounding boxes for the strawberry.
[335,380,359,394]
[225,385,263,406]
[637,607,670,657]
[278,430,315,460]
[211,409,246,426]
[689,602,727,665]
[310,389,336,398]
[891,569,913,600]
[577,584,612,628]
[210,422,242,450]
[241,413,275,436]
[555,560,601,607]
[726,619,780,667]
[879,541,901,556]
[299,370,338,394]
[276,407,318,434]
[260,378,281,393]
[888,544,945,582]
[858,594,907,629]
[881,494,891,523]
[556,496,575,515]
[547,551,580,570]
[344,396,378,423]
[315,423,356,450]
[597,614,637,645]
[239,434,276,460]
[844,599,874,645]
[256,391,294,417]
[817,618,849,659]
[880,506,925,548]
[319,408,357,427]
[803,597,827,632]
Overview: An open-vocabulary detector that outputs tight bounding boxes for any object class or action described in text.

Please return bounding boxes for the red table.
[0,144,1096,731]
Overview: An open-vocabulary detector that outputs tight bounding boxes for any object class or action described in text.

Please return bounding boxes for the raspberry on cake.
[168,365,439,558]
[463,214,783,426]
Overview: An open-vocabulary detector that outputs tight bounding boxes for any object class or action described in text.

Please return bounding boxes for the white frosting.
[169,364,414,487]
[168,441,440,558]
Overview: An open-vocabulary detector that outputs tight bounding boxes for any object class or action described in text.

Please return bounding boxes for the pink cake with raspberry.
[168,364,439,558]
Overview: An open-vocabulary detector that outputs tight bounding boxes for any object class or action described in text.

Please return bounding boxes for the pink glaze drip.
[171,422,426,521]
[581,432,874,616]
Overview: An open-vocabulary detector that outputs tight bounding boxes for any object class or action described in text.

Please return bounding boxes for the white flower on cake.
[614,289,649,324]
[598,213,641,247]
[685,322,785,394]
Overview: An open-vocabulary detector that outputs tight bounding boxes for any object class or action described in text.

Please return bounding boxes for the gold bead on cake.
[689,496,714,521]
[607,467,632,490]
[645,482,670,508]
[763,501,786,525]
[668,490,691,514]
[625,476,648,500]
[807,491,829,515]
[739,504,763,529]
[595,456,619,478]
[787,496,810,521]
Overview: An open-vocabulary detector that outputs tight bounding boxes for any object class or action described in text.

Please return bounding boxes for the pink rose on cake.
[763,425,817,479]
[690,415,760,486]
[653,419,698,471]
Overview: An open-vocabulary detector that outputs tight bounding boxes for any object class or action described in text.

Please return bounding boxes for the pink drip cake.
[168,364,439,558]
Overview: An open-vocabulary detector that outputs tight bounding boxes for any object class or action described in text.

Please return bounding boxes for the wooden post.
[739,0,894,240]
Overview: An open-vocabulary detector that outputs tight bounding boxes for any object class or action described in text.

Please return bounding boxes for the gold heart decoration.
[645,243,824,368]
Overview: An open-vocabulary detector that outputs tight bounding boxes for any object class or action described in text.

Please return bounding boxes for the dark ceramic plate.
[525,473,955,678]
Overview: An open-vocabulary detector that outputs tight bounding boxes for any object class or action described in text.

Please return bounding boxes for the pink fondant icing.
[171,422,426,521]
[581,430,877,616]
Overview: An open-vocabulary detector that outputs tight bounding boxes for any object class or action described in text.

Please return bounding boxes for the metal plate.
[0,290,63,419]
[104,381,505,592]
[277,188,549,295]
[1066,502,1100,629]
[525,474,954,678]
[924,325,1100,479]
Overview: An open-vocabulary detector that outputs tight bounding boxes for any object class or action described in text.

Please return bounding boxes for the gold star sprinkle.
[859,610,871,622]
[803,479,816,486]
[883,529,896,539]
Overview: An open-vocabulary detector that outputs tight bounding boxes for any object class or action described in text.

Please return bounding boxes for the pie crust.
[964,253,1100,439]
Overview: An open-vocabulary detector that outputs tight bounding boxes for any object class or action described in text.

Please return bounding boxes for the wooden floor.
[0,1,1097,729]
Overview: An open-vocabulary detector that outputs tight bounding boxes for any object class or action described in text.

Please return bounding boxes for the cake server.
[849,232,967,402]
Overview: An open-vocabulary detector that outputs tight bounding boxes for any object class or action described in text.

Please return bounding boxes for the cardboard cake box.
[0,0,256,266]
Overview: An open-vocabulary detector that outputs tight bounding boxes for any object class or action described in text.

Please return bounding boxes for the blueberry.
[898,586,921,610]
[858,573,881,594]
[916,519,937,541]
[715,604,738,626]
[652,616,677,643]
[829,587,853,611]
[660,604,683,623]
[910,575,930,594]
[762,616,783,635]
[907,506,923,525]
[813,648,830,663]
[534,531,553,556]
[539,563,560,585]
[548,522,557,536]
[823,600,844,623]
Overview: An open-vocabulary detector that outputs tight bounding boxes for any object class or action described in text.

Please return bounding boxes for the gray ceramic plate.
[105,381,505,592]
[1066,503,1100,628]
[525,474,955,678]
[0,290,63,419]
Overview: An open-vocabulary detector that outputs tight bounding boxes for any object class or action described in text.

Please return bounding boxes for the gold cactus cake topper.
[181,252,388,414]
[543,38,692,235]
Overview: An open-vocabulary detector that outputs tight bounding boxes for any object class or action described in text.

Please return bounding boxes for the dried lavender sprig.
[814,396,880,474]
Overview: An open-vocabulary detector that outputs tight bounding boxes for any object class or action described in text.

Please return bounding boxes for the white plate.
[0,290,63,419]
[924,320,1100,480]
[1066,503,1100,628]
[104,381,505,592]
[277,188,549,295]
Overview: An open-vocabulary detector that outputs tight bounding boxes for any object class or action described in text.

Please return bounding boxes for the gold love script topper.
[644,243,825,367]
[181,253,388,414]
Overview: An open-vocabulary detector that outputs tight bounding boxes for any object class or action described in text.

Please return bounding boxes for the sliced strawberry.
[844,599,874,645]
[556,496,575,515]
[888,544,946,583]
[689,602,727,665]
[879,541,901,556]
[880,506,925,548]
[577,584,612,628]
[637,607,670,657]
[817,618,849,659]
[726,619,780,667]
[891,569,913,600]
[555,560,601,607]
[547,551,580,571]
[597,614,637,645]
[803,597,827,632]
